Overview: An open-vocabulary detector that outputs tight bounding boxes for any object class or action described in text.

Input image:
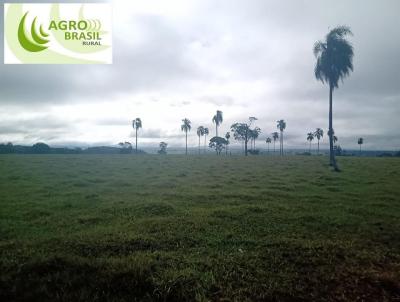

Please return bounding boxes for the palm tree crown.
[197,126,205,137]
[276,120,286,132]
[181,118,191,133]
[314,26,354,89]
[314,128,324,140]
[132,118,142,130]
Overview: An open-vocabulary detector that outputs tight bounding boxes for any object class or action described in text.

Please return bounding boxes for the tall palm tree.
[212,110,223,137]
[272,132,279,154]
[225,132,230,155]
[276,120,286,156]
[314,26,354,171]
[314,128,324,154]
[247,129,255,151]
[181,118,191,155]
[203,127,209,154]
[253,128,260,150]
[358,137,364,156]
[132,118,142,153]
[266,137,272,154]
[248,129,255,151]
[196,126,205,154]
[307,132,314,153]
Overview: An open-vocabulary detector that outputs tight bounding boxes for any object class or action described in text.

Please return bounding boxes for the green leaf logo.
[18,12,49,52]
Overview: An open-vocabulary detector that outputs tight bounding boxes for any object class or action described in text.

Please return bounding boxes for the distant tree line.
[0,142,146,155]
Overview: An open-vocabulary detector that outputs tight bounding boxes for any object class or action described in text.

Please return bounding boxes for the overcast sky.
[1,0,399,150]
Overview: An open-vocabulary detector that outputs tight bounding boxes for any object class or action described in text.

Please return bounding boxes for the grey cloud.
[129,128,166,140]
[95,117,131,126]
[197,95,235,106]
[0,10,203,105]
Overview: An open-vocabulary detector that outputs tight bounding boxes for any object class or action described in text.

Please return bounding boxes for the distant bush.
[334,145,342,156]
[158,142,168,155]
[32,143,51,154]
[378,152,393,157]
[0,143,147,154]
[248,149,260,155]
[118,142,133,154]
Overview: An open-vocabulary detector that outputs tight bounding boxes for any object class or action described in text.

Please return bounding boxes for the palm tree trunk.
[216,125,218,137]
[135,128,138,153]
[185,131,188,155]
[245,130,248,156]
[198,135,200,154]
[204,135,206,154]
[359,145,361,156]
[329,84,339,171]
[273,141,276,154]
[317,139,320,154]
[309,141,311,153]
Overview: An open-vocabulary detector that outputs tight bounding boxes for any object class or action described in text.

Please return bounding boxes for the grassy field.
[0,155,399,301]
